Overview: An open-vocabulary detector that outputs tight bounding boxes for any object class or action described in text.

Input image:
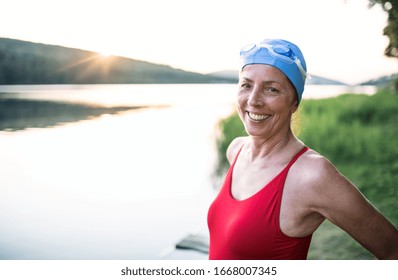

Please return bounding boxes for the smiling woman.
[236,64,298,140]
[207,38,398,260]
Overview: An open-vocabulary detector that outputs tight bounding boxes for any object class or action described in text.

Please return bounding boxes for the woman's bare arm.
[308,155,398,259]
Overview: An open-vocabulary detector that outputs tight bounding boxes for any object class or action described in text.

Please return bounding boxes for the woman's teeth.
[248,112,270,121]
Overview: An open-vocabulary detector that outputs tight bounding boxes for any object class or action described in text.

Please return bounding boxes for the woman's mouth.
[247,112,271,122]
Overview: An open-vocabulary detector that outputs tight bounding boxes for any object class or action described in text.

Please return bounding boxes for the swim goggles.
[240,42,309,81]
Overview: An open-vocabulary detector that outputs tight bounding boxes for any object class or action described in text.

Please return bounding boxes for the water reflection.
[0,85,235,259]
[0,98,143,131]
[0,104,226,259]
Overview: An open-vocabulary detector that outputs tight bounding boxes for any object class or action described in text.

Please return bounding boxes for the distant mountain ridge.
[0,38,236,84]
[359,73,398,87]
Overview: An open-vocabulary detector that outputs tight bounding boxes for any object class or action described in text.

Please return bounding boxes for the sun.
[99,51,113,58]
[95,46,116,58]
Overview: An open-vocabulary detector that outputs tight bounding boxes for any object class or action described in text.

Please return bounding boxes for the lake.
[0,84,376,259]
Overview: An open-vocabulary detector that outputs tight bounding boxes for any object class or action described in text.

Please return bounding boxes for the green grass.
[213,90,398,259]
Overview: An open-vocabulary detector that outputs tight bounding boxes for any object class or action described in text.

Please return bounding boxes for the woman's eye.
[240,83,251,90]
[265,87,279,94]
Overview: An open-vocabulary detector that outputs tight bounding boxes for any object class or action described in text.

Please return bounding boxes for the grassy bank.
[213,90,398,259]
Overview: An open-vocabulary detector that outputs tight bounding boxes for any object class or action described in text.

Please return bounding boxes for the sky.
[0,0,397,85]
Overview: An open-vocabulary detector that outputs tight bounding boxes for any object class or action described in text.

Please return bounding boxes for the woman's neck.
[247,130,300,162]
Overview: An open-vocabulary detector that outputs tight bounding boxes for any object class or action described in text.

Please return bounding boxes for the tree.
[369,0,398,58]
[369,0,398,90]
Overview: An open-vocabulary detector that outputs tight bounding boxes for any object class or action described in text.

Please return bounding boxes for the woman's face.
[237,64,298,139]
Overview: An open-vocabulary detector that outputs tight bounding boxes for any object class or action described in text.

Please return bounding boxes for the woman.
[207,39,398,260]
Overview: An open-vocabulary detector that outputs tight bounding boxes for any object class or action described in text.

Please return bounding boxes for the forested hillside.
[0,38,235,84]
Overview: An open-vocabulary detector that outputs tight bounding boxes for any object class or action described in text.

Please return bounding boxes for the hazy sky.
[1,0,397,84]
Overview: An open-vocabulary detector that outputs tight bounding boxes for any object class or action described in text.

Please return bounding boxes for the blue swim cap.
[240,39,308,103]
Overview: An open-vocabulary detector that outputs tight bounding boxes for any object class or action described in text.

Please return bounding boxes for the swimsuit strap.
[285,146,309,171]
[231,145,244,166]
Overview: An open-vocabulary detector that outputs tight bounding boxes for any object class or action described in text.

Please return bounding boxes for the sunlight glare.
[96,46,116,58]
[99,51,113,58]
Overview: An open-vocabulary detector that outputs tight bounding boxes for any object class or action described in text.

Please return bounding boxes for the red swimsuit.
[207,147,312,260]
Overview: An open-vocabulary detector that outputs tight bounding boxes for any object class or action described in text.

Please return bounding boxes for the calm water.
[0,84,376,259]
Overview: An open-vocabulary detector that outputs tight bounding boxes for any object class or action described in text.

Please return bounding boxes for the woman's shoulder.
[226,137,248,164]
[292,148,343,188]
[299,148,330,167]
[287,148,351,211]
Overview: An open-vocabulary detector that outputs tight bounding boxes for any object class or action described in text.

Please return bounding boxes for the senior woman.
[207,39,398,260]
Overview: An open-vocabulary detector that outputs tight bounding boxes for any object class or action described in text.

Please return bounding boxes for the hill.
[0,38,235,84]
[359,73,398,87]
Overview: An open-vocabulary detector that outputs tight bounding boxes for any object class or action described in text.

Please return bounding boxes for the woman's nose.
[247,89,264,107]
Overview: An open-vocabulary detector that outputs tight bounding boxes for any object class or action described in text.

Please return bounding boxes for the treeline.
[0,38,236,84]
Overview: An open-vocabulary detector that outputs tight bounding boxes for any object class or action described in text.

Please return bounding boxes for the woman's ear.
[291,99,299,114]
